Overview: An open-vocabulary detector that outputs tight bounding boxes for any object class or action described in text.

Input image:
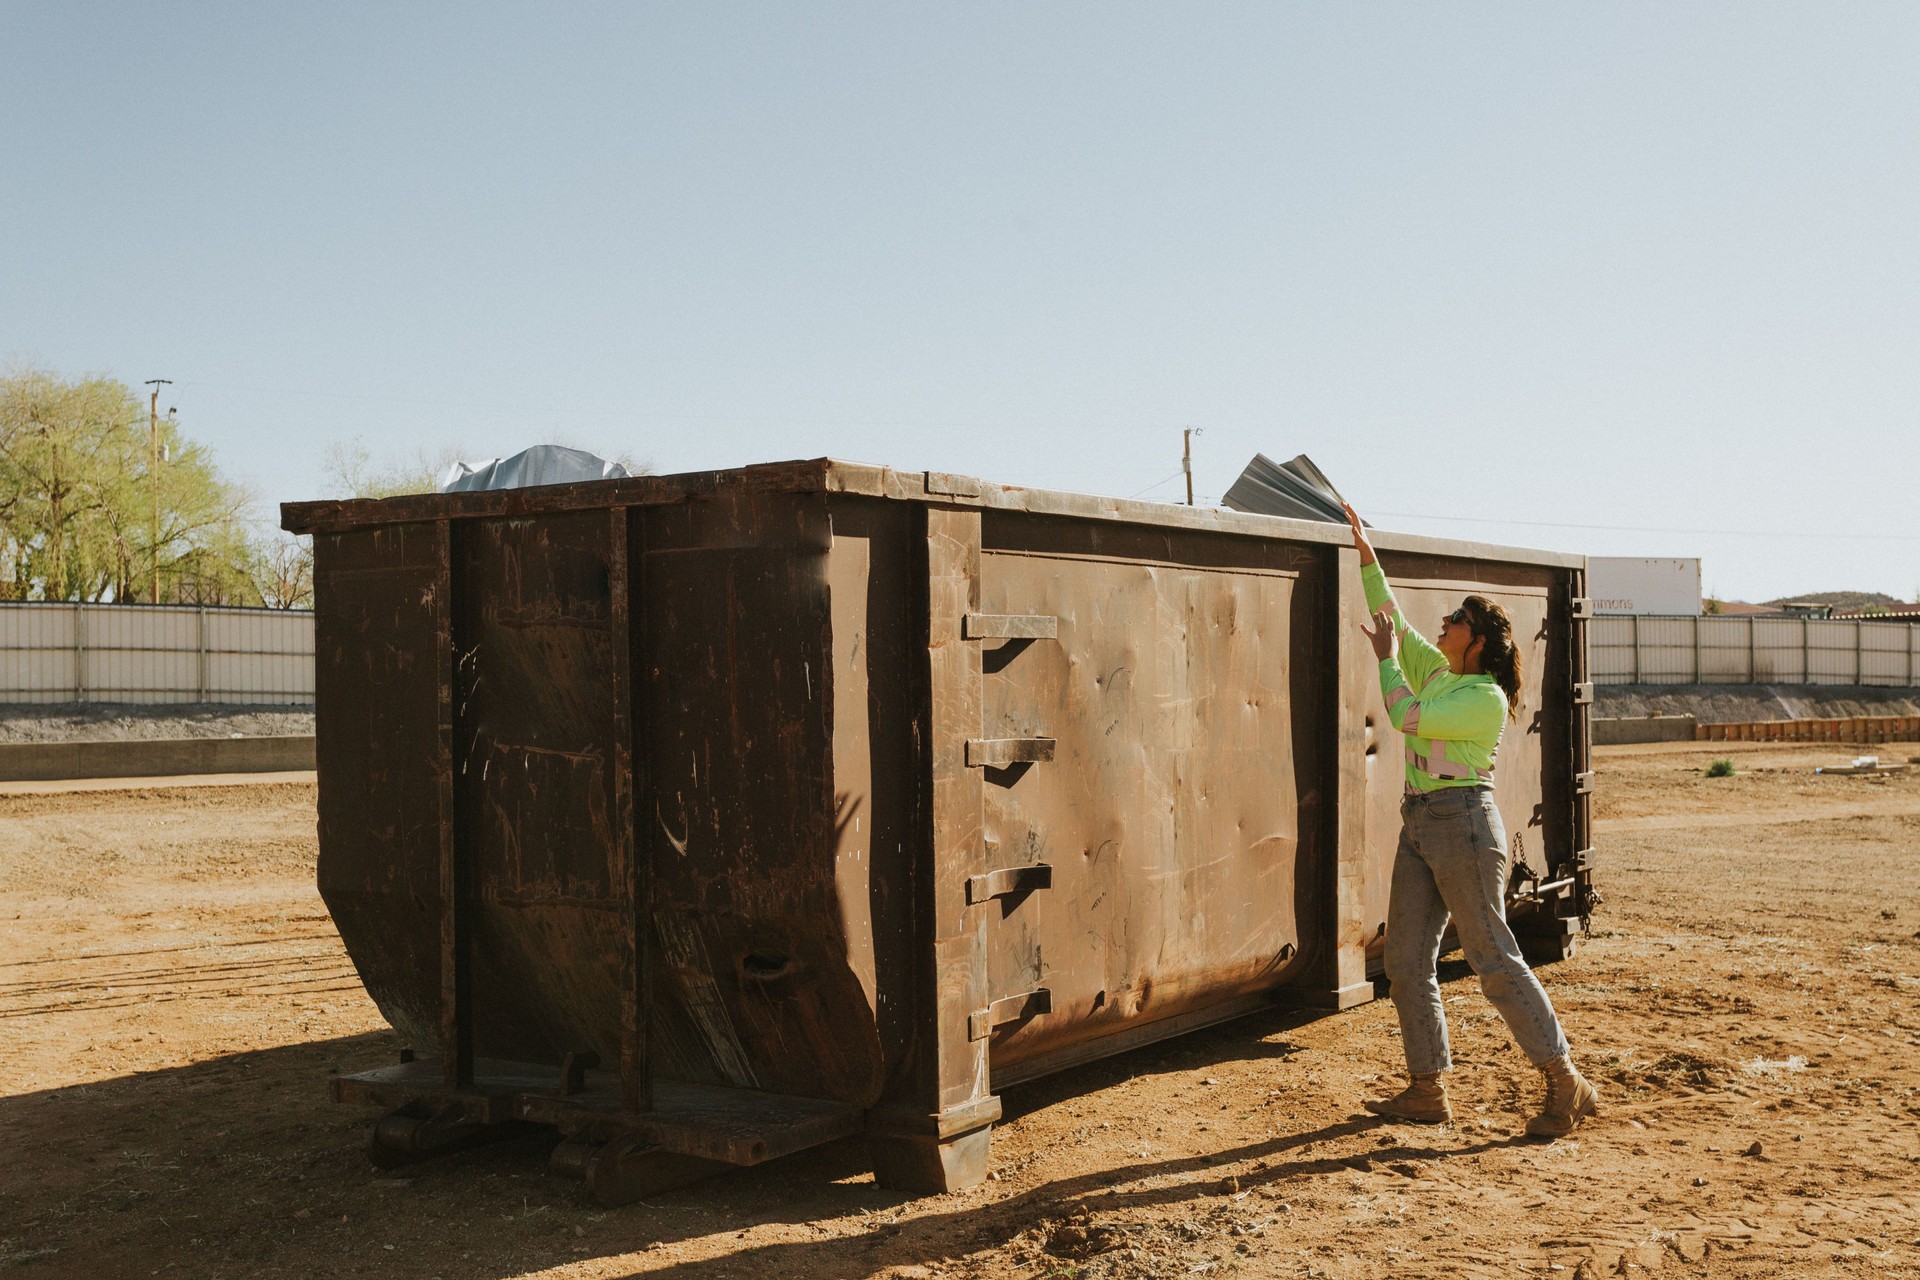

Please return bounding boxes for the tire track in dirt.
[1596,797,1920,832]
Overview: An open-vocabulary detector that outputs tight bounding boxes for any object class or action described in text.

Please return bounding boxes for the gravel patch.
[0,702,314,744]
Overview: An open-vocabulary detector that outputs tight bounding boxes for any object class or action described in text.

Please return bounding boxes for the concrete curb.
[0,735,317,782]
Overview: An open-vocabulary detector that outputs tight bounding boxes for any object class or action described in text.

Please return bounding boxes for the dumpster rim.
[280,458,1583,569]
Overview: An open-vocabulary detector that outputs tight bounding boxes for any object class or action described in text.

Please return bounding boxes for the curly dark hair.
[1462,595,1522,720]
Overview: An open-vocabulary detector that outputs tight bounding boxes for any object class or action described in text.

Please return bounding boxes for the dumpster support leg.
[867,1093,1002,1193]
[868,1127,994,1193]
[550,1132,730,1207]
[368,1099,513,1168]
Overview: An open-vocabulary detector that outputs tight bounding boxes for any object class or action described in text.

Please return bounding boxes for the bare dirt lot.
[3,743,1918,1279]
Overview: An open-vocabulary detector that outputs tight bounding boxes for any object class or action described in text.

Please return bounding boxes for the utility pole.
[145,379,172,604]
[1182,427,1202,506]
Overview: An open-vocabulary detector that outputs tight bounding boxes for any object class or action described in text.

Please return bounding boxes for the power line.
[177,379,1183,436]
[1369,510,1920,543]
[1127,468,1188,499]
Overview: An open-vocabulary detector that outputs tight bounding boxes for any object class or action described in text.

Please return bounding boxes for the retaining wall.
[0,735,316,781]
[1593,715,1699,745]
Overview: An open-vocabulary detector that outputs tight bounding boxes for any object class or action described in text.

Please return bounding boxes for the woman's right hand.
[1359,607,1398,661]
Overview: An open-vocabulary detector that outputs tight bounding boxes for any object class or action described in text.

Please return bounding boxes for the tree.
[322,438,461,499]
[250,533,314,609]
[0,369,130,599]
[0,366,260,603]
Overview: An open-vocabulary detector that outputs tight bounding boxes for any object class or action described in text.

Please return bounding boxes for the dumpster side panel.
[449,510,628,1067]
[1567,562,1591,858]
[1352,557,1560,959]
[313,521,449,1050]
[639,490,887,1105]
[822,497,930,1101]
[970,514,1334,1073]
[1543,565,1580,875]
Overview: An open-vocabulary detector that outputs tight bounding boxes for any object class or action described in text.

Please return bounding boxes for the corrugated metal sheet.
[1752,619,1810,683]
[1590,615,1920,686]
[1860,622,1912,685]
[0,603,314,704]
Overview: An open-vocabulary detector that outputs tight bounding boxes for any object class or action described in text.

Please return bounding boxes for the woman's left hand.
[1360,608,1398,661]
[1341,501,1377,566]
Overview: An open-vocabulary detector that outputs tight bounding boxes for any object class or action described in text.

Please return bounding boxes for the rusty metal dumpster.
[281,459,1595,1201]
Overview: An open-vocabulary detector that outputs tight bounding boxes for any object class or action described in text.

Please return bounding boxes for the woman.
[1343,501,1597,1137]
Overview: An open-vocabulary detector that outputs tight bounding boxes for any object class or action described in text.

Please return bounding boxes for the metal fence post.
[1748,617,1757,683]
[1631,614,1640,683]
[73,602,87,703]
[1802,617,1810,684]
[1855,620,1864,686]
[1693,613,1701,683]
[198,605,210,702]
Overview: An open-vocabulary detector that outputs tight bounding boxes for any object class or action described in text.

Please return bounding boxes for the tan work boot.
[1363,1071,1451,1124]
[1526,1054,1599,1137]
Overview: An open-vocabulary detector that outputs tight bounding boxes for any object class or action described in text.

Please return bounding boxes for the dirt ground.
[2,743,1918,1279]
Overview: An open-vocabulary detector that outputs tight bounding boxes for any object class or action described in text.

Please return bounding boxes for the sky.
[3,2,1916,603]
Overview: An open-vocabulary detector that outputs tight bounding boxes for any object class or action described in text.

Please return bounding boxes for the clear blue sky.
[4,3,1915,602]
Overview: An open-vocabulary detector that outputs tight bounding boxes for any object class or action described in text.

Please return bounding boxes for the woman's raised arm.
[1345,501,1449,691]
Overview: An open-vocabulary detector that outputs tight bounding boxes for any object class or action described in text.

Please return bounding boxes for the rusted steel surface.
[310,520,447,1054]
[967,512,1336,1079]
[286,460,1591,1195]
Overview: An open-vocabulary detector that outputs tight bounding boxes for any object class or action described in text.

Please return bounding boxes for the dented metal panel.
[966,513,1333,1078]
[639,489,886,1106]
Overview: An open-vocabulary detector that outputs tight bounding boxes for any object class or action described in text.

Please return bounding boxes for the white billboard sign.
[1589,557,1702,616]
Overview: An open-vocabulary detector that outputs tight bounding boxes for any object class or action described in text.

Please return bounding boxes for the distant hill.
[1763,590,1910,610]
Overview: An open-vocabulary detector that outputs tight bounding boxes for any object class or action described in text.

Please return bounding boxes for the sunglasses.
[1446,606,1473,625]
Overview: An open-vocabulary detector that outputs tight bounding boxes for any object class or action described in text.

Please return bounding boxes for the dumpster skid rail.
[284,458,1595,1202]
[334,1055,861,1199]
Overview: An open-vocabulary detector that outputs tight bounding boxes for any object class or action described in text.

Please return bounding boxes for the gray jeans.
[1385,787,1570,1074]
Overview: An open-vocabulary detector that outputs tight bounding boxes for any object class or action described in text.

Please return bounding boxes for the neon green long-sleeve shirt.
[1362,561,1506,793]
